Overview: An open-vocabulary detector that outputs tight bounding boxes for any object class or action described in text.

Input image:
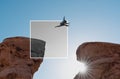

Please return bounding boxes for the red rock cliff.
[0,37,43,79]
[74,42,120,79]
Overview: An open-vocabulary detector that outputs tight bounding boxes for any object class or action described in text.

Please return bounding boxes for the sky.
[0,0,120,79]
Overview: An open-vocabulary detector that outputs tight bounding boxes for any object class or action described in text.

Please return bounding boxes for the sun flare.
[79,61,88,74]
[73,56,96,79]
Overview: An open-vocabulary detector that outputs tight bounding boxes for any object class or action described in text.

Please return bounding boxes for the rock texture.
[0,37,44,79]
[74,42,120,79]
[31,38,45,58]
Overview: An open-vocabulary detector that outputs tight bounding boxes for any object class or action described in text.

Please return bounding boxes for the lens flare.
[79,61,88,74]
[75,56,96,79]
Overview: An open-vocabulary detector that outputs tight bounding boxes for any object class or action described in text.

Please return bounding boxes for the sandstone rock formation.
[74,42,120,79]
[31,38,45,58]
[0,37,45,79]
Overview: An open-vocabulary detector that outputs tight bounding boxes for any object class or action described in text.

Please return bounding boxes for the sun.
[78,61,88,74]
[75,57,96,79]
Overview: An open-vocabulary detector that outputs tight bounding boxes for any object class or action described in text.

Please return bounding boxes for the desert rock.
[0,37,45,79]
[74,42,120,79]
[31,38,45,58]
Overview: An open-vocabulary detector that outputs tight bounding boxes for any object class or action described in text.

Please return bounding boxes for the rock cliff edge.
[0,37,45,79]
[74,42,120,79]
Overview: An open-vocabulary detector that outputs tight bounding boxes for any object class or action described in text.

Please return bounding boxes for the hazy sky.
[0,0,120,79]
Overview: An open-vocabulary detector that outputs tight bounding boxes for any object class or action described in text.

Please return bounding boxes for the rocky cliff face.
[31,38,45,58]
[74,42,120,79]
[0,37,44,79]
